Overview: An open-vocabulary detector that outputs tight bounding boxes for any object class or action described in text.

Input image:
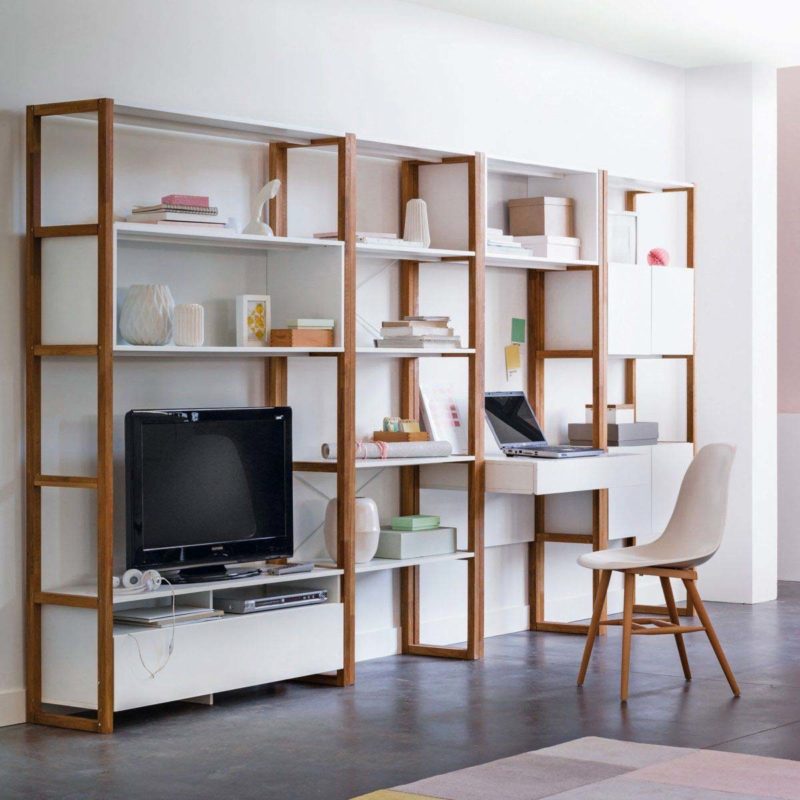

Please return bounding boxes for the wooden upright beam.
[337,134,358,686]
[96,98,115,734]
[268,142,288,237]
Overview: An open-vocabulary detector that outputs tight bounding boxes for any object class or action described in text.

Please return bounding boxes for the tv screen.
[126,407,293,574]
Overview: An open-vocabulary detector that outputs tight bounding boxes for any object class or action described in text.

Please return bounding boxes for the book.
[145,220,228,229]
[402,315,451,323]
[288,318,335,329]
[374,336,461,349]
[384,318,451,329]
[133,203,218,214]
[127,210,228,224]
[162,194,210,207]
[381,324,455,337]
[391,514,440,531]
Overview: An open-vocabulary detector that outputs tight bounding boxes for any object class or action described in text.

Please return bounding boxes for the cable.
[126,577,177,680]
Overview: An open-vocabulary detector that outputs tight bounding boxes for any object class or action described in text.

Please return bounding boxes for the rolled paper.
[321,440,453,460]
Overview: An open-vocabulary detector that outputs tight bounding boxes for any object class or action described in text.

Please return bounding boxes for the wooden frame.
[399,155,486,660]
[25,98,115,733]
[625,186,696,618]
[527,170,609,636]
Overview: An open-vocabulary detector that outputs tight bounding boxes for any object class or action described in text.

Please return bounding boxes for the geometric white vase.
[173,303,204,346]
[119,284,174,346]
[324,496,381,564]
[403,198,431,248]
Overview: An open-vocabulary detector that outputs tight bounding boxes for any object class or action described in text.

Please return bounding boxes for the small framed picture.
[236,295,271,347]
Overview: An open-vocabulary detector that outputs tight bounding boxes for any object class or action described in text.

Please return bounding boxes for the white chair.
[577,443,740,702]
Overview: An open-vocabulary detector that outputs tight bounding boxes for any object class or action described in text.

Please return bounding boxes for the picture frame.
[236,294,271,347]
[608,210,638,264]
[420,382,469,455]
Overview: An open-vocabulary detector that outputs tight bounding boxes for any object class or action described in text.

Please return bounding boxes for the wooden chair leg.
[660,576,691,680]
[620,571,635,702]
[577,570,611,686]
[683,579,740,697]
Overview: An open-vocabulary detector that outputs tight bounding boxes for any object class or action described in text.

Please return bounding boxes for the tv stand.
[172,565,261,583]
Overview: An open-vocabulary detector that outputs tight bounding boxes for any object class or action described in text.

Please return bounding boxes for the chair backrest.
[656,443,736,565]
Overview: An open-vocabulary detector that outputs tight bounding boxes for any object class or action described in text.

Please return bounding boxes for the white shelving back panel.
[608,263,652,356]
[652,267,694,355]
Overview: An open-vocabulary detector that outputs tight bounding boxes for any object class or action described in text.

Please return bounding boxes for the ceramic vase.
[324,496,380,563]
[174,304,204,347]
[403,198,431,248]
[119,284,174,346]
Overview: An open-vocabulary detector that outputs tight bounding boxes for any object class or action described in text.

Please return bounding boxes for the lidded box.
[508,196,575,237]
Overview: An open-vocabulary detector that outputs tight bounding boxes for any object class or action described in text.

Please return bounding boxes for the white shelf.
[316,551,474,573]
[420,453,648,495]
[114,344,341,358]
[486,252,598,271]
[356,347,474,357]
[115,222,344,252]
[356,243,473,262]
[295,455,475,470]
[50,567,344,607]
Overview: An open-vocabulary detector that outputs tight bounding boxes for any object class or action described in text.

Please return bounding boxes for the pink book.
[161,194,209,207]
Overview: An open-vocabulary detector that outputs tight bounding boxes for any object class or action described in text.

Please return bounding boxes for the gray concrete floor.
[3,582,800,800]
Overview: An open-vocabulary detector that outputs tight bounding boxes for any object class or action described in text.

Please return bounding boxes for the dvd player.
[212,585,328,614]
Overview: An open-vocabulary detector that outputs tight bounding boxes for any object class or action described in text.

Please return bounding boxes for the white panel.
[608,445,653,542]
[651,442,694,535]
[608,264,651,356]
[634,191,688,268]
[42,606,97,709]
[635,359,687,442]
[652,267,694,355]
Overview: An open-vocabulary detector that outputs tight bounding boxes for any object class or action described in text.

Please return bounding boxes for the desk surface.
[420,451,648,495]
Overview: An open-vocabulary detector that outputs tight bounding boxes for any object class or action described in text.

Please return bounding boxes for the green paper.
[511,317,526,344]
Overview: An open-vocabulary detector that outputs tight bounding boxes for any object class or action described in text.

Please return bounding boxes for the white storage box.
[375,527,457,559]
[515,235,580,261]
[508,196,574,237]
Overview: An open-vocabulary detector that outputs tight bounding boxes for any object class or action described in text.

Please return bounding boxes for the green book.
[391,514,440,531]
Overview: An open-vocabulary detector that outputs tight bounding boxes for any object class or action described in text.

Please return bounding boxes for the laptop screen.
[485,392,547,446]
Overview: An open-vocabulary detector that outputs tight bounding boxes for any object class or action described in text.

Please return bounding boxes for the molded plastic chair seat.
[576,443,739,702]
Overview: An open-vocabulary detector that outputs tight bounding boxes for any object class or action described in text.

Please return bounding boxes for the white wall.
[686,63,778,603]
[2,0,766,727]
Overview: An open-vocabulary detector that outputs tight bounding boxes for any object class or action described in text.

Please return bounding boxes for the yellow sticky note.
[505,343,521,378]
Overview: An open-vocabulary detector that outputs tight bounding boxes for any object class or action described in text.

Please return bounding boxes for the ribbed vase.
[119,284,174,346]
[174,304,204,347]
[403,198,431,247]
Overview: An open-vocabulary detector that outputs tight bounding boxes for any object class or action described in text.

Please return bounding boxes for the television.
[125,407,293,582]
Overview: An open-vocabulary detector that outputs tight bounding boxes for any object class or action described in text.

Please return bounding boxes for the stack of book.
[375,514,457,559]
[114,605,223,628]
[270,318,335,347]
[314,231,423,247]
[376,315,462,349]
[487,227,534,257]
[127,194,227,228]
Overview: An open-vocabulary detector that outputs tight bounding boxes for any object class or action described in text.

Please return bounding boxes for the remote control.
[261,561,315,576]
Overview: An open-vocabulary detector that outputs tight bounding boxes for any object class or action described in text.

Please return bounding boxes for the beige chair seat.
[578,541,714,572]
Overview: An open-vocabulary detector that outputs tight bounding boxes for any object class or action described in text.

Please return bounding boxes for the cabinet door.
[651,267,694,355]
[608,263,651,356]
[651,442,694,535]
[608,445,653,543]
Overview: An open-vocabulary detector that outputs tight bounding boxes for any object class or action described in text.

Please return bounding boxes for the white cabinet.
[652,267,694,355]
[608,264,694,357]
[609,443,694,543]
[608,264,651,356]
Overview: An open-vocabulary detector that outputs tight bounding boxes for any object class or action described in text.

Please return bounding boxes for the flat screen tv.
[125,407,293,582]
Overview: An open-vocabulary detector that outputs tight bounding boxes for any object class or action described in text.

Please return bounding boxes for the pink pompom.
[647,247,670,266]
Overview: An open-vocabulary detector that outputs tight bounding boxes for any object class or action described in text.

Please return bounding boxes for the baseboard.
[0,688,25,728]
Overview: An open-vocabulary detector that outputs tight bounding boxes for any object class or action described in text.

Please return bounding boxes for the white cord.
[126,577,177,680]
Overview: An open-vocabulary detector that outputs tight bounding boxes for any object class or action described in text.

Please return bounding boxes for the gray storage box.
[568,421,659,446]
[375,527,457,560]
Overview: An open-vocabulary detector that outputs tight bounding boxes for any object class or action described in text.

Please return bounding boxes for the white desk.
[420,452,648,495]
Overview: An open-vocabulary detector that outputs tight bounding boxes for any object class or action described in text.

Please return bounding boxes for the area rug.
[352,737,800,799]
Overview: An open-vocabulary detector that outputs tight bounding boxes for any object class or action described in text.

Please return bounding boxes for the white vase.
[324,496,381,564]
[119,284,174,346]
[174,304,204,347]
[403,198,431,247]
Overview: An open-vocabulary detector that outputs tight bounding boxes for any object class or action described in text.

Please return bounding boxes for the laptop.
[485,391,603,458]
